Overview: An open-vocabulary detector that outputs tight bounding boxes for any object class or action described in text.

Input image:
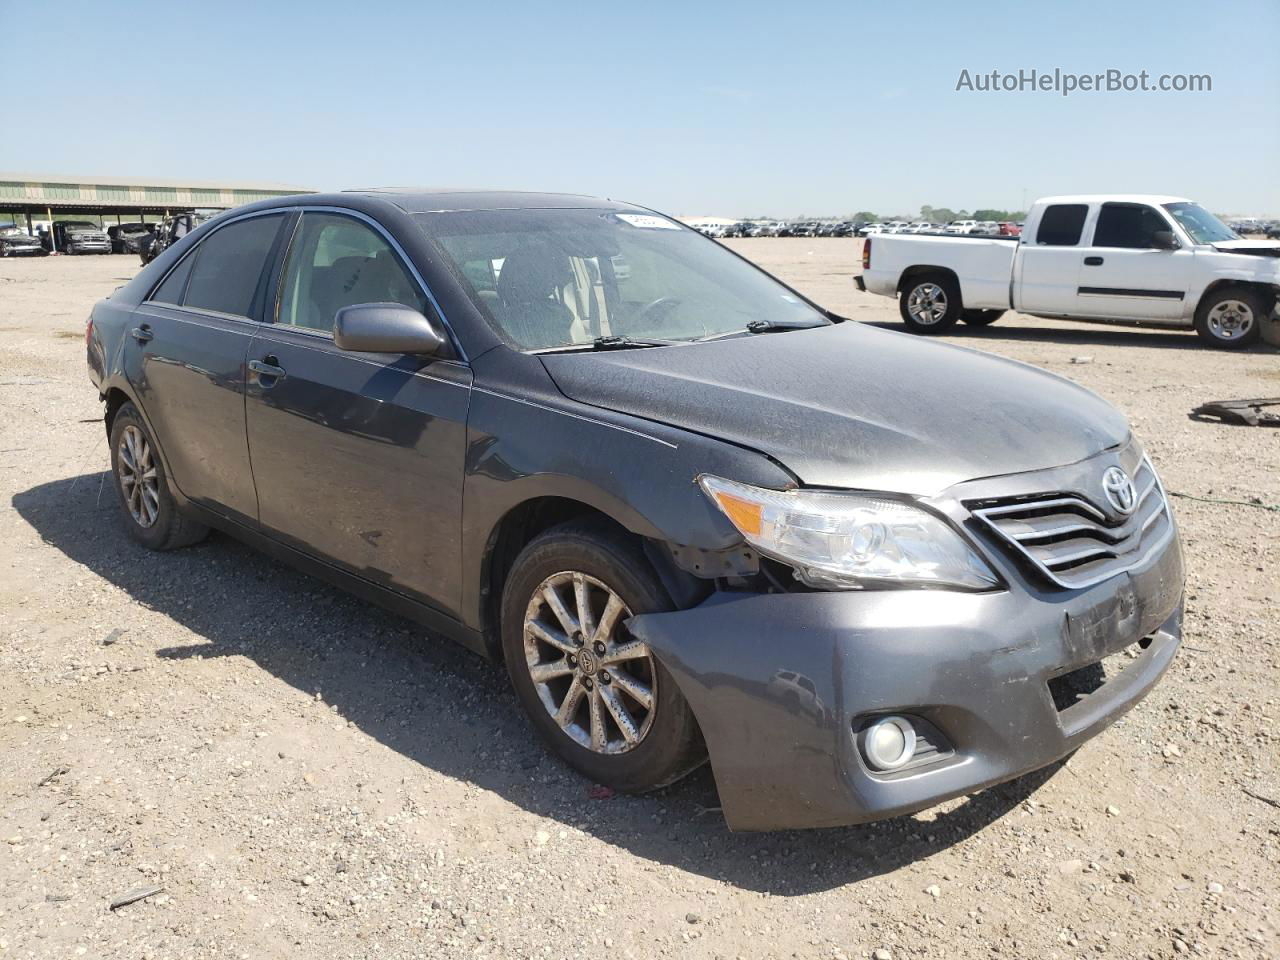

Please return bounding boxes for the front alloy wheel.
[501,520,706,792]
[523,571,657,754]
[1195,287,1264,349]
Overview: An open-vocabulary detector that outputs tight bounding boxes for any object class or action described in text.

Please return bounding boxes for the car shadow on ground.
[865,318,1279,352]
[14,472,1066,895]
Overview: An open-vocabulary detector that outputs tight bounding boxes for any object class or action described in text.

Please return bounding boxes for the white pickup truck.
[857,194,1280,348]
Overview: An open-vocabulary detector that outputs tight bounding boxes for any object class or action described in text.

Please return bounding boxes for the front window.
[1162,202,1239,244]
[418,208,829,351]
[0,225,22,237]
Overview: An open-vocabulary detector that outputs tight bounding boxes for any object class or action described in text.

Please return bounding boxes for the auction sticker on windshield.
[615,214,681,229]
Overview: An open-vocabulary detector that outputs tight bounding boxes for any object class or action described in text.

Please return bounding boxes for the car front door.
[1072,202,1191,320]
[243,210,471,618]
[129,211,289,524]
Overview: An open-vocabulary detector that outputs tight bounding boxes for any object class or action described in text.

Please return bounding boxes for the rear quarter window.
[181,214,285,318]
[1035,204,1089,246]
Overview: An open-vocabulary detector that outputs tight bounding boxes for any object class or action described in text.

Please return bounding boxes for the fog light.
[859,716,917,771]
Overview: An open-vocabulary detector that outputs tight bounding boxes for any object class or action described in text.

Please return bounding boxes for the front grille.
[969,458,1173,590]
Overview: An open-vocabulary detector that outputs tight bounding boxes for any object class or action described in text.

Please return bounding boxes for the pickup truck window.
[1163,202,1238,244]
[1093,203,1170,249]
[1035,204,1088,246]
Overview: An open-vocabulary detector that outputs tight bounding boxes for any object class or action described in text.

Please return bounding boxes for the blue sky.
[2,0,1276,216]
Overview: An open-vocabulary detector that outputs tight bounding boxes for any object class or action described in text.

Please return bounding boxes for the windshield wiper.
[694,319,829,342]
[744,319,828,334]
[532,335,679,354]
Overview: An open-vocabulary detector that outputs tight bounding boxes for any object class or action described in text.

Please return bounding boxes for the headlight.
[698,475,998,591]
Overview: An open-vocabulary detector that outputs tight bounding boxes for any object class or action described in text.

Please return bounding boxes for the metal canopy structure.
[0,172,315,235]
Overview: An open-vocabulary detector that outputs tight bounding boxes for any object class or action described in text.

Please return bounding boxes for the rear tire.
[899,273,962,333]
[1194,287,1265,349]
[108,403,209,550]
[501,519,705,792]
[962,309,1004,326]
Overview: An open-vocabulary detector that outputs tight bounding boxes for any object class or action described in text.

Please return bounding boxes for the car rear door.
[129,211,289,524]
[243,209,471,618]
[1070,202,1191,320]
[1013,203,1090,315]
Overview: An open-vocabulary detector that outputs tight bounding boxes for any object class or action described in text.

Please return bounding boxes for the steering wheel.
[632,296,682,327]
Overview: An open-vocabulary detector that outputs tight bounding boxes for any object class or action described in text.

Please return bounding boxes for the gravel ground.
[1,244,1276,960]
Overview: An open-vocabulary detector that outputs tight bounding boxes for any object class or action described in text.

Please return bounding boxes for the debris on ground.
[1190,396,1280,426]
[108,884,164,911]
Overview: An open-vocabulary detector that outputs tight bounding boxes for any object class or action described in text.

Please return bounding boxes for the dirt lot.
[1,244,1276,960]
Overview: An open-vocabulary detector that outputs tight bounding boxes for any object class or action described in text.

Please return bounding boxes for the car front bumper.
[628,531,1183,831]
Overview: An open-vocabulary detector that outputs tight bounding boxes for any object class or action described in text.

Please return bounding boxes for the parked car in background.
[884,221,911,234]
[0,223,47,257]
[945,219,978,234]
[859,223,887,236]
[43,220,111,254]
[140,212,209,265]
[1267,222,1280,239]
[858,193,1278,348]
[903,222,935,234]
[86,188,1185,831]
[108,222,154,254]
[997,221,1022,237]
[974,221,999,235]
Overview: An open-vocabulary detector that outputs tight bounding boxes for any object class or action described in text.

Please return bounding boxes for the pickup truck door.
[1071,202,1191,321]
[1013,202,1090,315]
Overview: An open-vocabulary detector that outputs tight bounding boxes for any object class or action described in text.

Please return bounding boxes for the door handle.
[130,324,153,342]
[249,358,287,381]
[1083,256,1104,266]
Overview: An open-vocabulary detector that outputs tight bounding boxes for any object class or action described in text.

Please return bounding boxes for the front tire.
[962,309,1004,326]
[108,403,209,550]
[1194,287,1265,349]
[501,520,705,792]
[899,273,962,333]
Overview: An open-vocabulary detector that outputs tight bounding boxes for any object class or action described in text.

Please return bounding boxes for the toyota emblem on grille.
[1102,467,1137,516]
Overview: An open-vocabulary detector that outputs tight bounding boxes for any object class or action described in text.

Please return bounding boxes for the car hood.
[1211,239,1280,258]
[540,323,1130,495]
[3,233,39,244]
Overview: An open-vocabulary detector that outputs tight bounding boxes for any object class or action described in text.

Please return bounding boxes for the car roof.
[1036,194,1191,206]
[333,188,640,214]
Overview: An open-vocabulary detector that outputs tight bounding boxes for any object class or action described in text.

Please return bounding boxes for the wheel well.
[897,265,960,295]
[1196,280,1278,317]
[480,498,629,659]
[103,387,131,437]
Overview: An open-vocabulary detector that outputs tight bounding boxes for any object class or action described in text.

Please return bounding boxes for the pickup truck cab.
[859,195,1280,348]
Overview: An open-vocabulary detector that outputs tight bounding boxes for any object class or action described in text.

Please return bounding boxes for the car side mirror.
[1151,230,1179,250]
[334,303,448,356]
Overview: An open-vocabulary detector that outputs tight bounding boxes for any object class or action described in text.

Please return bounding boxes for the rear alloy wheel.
[108,402,209,550]
[962,308,1004,326]
[1194,288,1264,349]
[899,274,961,333]
[502,521,705,792]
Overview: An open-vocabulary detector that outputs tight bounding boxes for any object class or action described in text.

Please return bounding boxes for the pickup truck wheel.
[108,403,209,551]
[1194,288,1264,349]
[962,309,1004,326]
[899,275,961,333]
[501,520,705,793]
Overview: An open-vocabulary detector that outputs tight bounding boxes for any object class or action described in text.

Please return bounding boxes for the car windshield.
[64,223,98,233]
[417,208,830,351]
[1163,202,1239,244]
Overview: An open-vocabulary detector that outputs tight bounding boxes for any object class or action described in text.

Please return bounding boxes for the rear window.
[182,214,284,318]
[1035,204,1088,246]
